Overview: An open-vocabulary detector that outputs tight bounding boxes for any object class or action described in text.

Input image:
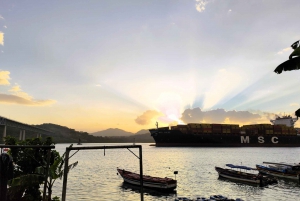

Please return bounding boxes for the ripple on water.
[52,143,300,201]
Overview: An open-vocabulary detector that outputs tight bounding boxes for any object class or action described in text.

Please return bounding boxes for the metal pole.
[43,149,51,201]
[2,125,6,142]
[62,149,70,201]
[139,146,144,201]
[19,130,22,140]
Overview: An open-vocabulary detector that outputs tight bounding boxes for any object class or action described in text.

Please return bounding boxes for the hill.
[0,123,155,144]
[91,128,134,137]
[135,129,150,135]
[91,128,150,137]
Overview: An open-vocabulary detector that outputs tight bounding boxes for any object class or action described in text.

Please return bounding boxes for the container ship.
[149,115,300,147]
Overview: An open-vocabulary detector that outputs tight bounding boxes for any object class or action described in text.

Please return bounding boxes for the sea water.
[52,143,300,201]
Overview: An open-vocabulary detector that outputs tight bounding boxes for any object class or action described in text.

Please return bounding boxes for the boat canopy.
[226,164,255,170]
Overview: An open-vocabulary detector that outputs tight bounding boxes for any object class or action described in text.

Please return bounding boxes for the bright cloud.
[181,107,274,125]
[0,15,4,20]
[9,84,33,100]
[202,68,243,109]
[0,32,3,45]
[0,71,10,85]
[277,47,292,55]
[195,0,209,12]
[3,25,7,29]
[290,103,300,107]
[135,110,163,125]
[0,93,56,106]
[0,73,56,106]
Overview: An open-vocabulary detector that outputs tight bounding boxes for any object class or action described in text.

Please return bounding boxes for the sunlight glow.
[203,69,243,109]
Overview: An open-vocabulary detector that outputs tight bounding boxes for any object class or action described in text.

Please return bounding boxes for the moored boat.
[215,164,277,186]
[117,168,177,191]
[256,162,300,180]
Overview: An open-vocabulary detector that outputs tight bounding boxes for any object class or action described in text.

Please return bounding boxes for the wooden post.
[42,149,51,201]
[61,149,70,201]
[139,146,144,201]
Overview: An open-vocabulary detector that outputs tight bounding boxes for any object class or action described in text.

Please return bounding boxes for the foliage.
[4,136,68,201]
[35,144,78,201]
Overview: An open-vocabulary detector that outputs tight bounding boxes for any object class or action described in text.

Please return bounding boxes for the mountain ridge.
[90,128,150,137]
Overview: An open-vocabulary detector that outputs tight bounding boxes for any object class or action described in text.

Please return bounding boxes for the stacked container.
[177,125,188,134]
[273,125,282,135]
[187,123,202,134]
[230,124,240,134]
[221,124,231,134]
[212,124,222,134]
[201,124,212,134]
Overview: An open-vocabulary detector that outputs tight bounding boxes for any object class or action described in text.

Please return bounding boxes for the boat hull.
[215,167,277,186]
[150,130,300,147]
[256,165,300,180]
[117,169,177,191]
[215,167,261,185]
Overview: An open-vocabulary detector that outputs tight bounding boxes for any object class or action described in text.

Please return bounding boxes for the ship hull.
[150,130,300,147]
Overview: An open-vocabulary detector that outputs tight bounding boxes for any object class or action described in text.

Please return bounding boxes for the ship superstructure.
[270,115,297,127]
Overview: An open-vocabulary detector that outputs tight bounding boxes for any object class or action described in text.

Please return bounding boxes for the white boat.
[117,168,177,191]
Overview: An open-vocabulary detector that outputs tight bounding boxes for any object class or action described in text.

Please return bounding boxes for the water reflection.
[120,182,177,197]
[217,176,262,187]
[52,144,300,201]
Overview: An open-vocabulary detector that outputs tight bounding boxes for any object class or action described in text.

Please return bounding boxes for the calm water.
[52,143,300,201]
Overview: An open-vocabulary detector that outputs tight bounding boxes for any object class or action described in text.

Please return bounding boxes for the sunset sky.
[1,0,300,133]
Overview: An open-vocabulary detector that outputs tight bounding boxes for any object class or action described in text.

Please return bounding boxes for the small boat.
[215,164,277,186]
[117,168,177,191]
[256,162,300,180]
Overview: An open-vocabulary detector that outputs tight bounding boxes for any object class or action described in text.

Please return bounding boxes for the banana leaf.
[274,56,300,74]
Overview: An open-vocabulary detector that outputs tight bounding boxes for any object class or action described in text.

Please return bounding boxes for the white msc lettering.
[258,136,264,143]
[241,136,249,143]
[271,137,278,144]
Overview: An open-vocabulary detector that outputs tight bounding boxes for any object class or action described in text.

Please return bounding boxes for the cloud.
[0,93,56,106]
[277,47,291,55]
[0,73,56,106]
[180,107,274,125]
[0,32,3,45]
[195,0,209,12]
[135,110,163,125]
[96,84,101,87]
[0,15,4,20]
[290,103,299,107]
[3,25,7,29]
[0,71,10,85]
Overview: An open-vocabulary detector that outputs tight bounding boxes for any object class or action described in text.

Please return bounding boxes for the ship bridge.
[270,115,298,127]
[0,116,58,142]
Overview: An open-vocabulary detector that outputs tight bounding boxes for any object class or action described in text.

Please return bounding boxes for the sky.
[0,0,300,133]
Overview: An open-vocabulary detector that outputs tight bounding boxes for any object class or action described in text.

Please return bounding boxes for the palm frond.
[274,56,300,74]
